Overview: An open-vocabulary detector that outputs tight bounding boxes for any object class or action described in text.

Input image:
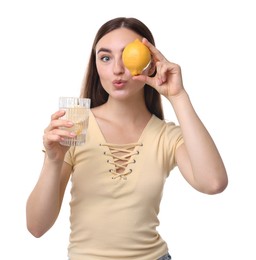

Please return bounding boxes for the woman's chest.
[71,143,167,201]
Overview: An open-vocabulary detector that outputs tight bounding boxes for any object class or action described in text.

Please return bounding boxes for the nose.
[113,58,125,75]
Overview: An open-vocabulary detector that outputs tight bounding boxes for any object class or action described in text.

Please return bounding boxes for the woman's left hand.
[133,38,185,99]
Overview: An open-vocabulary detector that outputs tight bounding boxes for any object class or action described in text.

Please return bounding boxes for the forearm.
[169,90,227,192]
[26,157,63,237]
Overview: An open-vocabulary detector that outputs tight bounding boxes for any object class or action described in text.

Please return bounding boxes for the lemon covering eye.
[122,39,151,76]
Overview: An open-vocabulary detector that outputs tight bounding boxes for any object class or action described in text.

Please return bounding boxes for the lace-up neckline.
[89,110,154,180]
[100,143,143,180]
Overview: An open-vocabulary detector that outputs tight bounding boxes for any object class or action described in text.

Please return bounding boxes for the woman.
[26,17,228,260]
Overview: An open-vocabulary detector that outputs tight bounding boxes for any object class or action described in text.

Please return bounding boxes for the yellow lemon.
[122,39,151,76]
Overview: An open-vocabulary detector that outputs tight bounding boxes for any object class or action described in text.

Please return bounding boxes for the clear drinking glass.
[59,97,91,146]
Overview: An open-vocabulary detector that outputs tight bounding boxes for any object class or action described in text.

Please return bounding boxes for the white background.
[1,0,255,259]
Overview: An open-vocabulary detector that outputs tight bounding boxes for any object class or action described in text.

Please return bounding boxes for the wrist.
[167,89,189,105]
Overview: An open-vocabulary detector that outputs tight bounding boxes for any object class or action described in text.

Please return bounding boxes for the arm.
[135,38,228,194]
[26,157,71,237]
[26,110,74,237]
[169,90,228,194]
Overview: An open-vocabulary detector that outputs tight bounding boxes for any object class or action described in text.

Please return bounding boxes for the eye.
[100,55,110,62]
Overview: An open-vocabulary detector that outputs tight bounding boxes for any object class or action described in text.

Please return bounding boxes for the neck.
[99,96,151,124]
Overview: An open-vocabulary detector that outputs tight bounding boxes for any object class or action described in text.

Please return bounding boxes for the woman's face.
[95,28,149,101]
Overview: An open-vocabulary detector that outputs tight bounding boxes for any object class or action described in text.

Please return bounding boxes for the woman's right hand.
[43,110,75,162]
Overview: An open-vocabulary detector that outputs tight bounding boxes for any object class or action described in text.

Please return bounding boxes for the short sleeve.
[163,122,184,174]
[64,146,75,167]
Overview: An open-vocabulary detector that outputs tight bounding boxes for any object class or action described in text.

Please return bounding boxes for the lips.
[112,79,127,88]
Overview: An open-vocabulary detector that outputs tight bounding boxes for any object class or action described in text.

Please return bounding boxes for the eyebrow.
[96,47,126,55]
[96,48,111,54]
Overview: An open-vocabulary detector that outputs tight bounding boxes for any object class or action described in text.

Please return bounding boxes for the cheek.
[96,63,110,80]
[96,65,111,90]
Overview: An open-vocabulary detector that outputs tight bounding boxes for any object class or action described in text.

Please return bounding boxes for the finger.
[142,38,166,62]
[132,74,157,89]
[43,132,62,144]
[44,114,73,134]
[51,128,76,139]
[51,110,66,120]
[155,61,168,85]
[43,128,76,145]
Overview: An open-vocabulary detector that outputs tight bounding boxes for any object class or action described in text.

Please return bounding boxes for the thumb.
[132,74,156,89]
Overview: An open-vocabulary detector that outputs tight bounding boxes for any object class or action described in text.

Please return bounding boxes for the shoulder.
[151,115,179,132]
[151,115,183,145]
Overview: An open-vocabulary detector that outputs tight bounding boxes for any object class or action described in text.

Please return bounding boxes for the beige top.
[65,110,183,260]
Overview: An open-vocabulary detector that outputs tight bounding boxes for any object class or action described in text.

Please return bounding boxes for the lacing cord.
[100,143,143,180]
